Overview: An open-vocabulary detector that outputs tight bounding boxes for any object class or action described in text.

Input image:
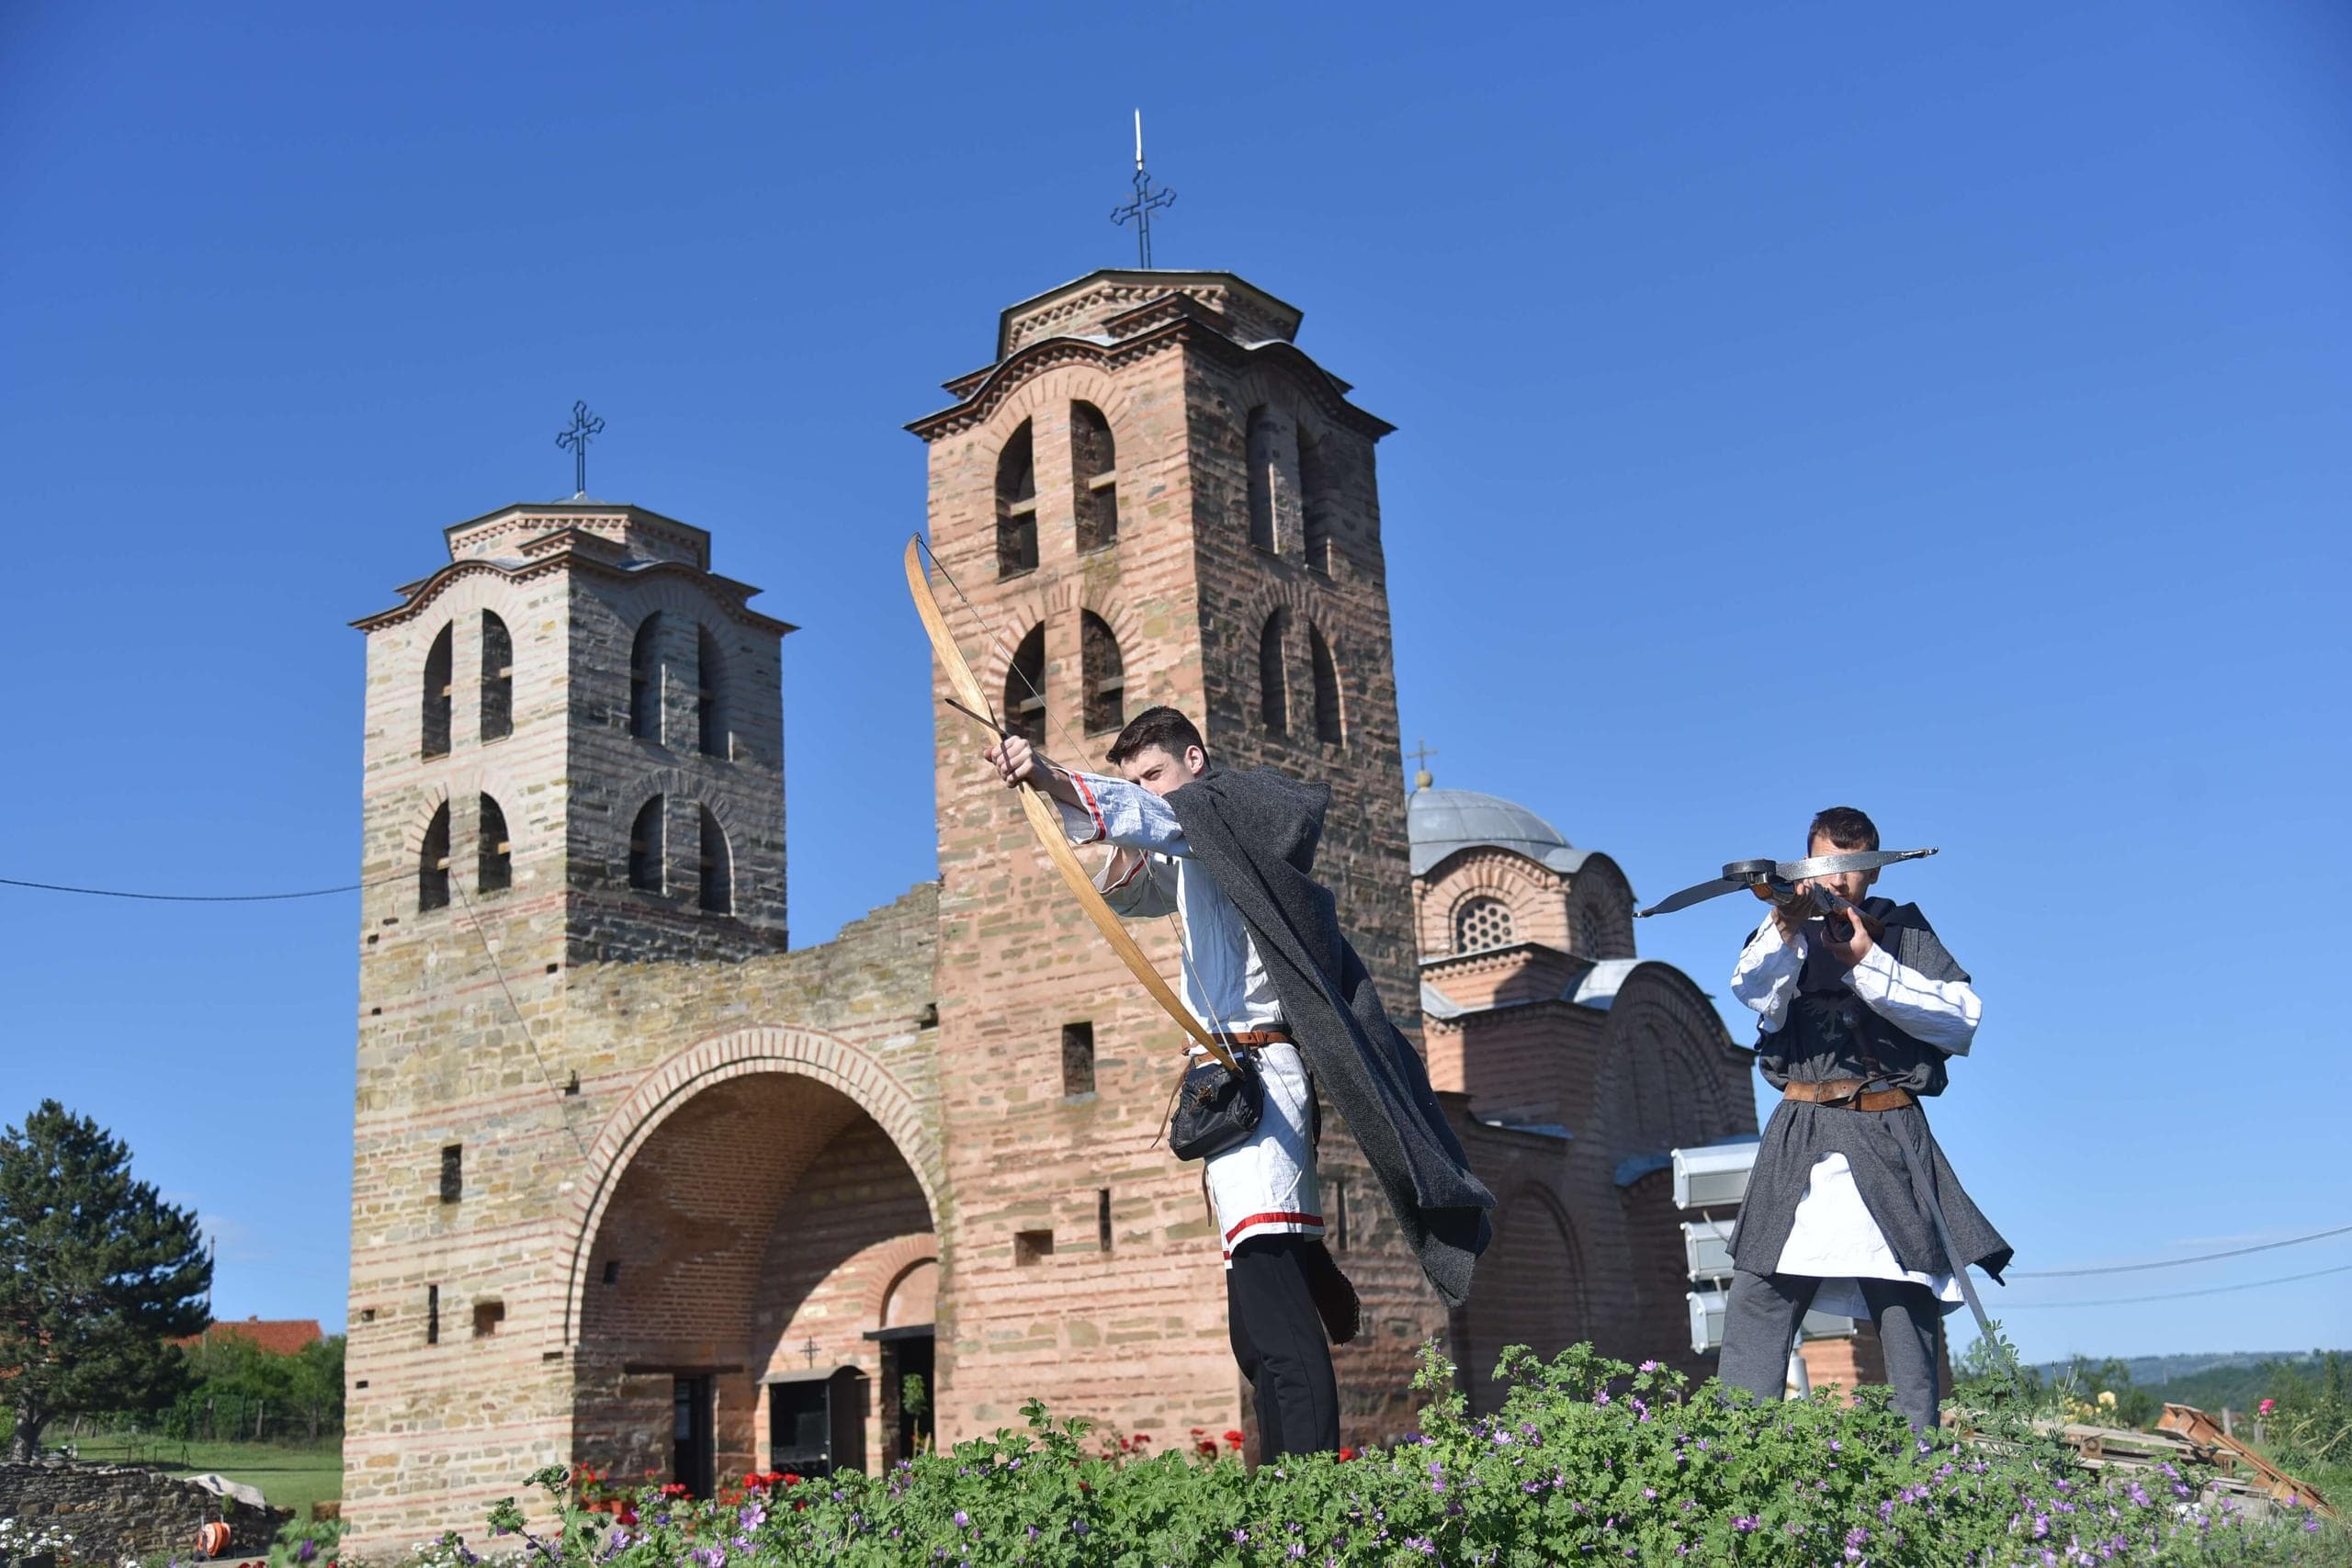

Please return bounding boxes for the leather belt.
[1210,1030,1292,1050]
[1783,1078,1916,1112]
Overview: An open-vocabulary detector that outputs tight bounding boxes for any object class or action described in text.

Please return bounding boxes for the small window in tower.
[1005,624,1046,744]
[1080,612,1125,735]
[1097,1188,1114,1255]
[602,1258,621,1286]
[1298,424,1333,574]
[629,614,662,742]
[1259,610,1290,737]
[1454,896,1516,954]
[697,807,731,915]
[628,796,663,893]
[472,1299,504,1338]
[1061,1021,1096,1098]
[481,612,514,742]
[695,626,724,758]
[1309,625,1345,745]
[426,1283,441,1346]
[422,623,454,759]
[478,794,512,894]
[1071,401,1119,552]
[1012,1229,1054,1267]
[996,420,1039,578]
[1246,407,1278,552]
[439,1143,462,1203]
[419,803,452,912]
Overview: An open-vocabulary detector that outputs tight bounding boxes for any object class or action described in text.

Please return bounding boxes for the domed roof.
[1407,787,1591,877]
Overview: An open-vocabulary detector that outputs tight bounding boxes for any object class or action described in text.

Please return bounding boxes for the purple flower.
[738,1503,764,1530]
[1733,1516,1759,1533]
[952,1510,969,1529]
[1639,1359,1661,1372]
[1642,1487,1657,1500]
[1071,1519,1091,1537]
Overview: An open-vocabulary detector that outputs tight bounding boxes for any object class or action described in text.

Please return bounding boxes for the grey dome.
[1408,787,1590,877]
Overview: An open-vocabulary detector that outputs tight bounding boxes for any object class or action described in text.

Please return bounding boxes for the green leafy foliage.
[0,1099,210,1461]
[395,1343,2341,1567]
[164,1331,347,1442]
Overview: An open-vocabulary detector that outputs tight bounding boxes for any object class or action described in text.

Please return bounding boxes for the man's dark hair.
[1809,806,1880,852]
[1106,705,1208,768]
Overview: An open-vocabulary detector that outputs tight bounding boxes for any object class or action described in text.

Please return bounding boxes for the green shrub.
[413,1344,2341,1566]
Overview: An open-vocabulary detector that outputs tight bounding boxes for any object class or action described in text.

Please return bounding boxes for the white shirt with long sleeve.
[1731,913,1982,1317]
[1055,770,1320,1262]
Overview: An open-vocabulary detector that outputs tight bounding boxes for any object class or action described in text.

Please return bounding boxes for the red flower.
[1132,1432,1151,1443]
[1222,1429,1246,1449]
[782,1472,803,1486]
[1338,1446,1358,1461]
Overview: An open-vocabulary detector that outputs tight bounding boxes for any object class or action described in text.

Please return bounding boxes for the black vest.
[1752,898,1967,1096]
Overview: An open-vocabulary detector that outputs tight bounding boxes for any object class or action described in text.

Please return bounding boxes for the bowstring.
[916,537,1235,1050]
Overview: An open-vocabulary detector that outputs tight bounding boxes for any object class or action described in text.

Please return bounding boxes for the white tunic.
[1729,915,1982,1317]
[1056,772,1321,1262]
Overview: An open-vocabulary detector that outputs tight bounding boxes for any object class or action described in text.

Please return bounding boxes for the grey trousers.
[1719,1269,1943,1430]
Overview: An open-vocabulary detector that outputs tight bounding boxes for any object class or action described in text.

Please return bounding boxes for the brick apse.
[339,270,1769,1555]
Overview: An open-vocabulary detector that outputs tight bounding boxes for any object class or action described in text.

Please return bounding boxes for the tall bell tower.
[910,271,1448,1449]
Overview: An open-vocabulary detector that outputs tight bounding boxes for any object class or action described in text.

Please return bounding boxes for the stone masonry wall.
[0,1461,290,1562]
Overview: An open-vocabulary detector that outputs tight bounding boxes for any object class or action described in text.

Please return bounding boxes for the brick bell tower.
[344,502,791,1543]
[910,272,1452,1450]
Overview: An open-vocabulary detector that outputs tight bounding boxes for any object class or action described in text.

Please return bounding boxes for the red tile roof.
[174,1317,324,1357]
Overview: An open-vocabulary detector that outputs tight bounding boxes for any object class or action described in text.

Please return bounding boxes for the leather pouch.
[1168,1051,1264,1162]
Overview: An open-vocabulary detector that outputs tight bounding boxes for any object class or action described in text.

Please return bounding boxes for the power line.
[1996,1261,2352,1309]
[1,874,401,902]
[2007,1222,2352,1278]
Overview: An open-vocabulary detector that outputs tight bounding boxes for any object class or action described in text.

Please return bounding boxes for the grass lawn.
[67,1432,343,1519]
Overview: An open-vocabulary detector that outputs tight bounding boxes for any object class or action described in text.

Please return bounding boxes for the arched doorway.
[1456,1186,1587,1415]
[574,1070,936,1490]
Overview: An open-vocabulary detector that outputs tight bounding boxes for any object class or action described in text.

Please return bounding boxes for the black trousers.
[1719,1269,1944,1430]
[1225,1235,1340,1458]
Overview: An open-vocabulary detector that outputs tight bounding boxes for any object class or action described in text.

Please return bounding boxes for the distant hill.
[2030,1350,2345,1416]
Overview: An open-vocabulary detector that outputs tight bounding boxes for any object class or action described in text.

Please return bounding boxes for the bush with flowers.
[374,1343,2344,1566]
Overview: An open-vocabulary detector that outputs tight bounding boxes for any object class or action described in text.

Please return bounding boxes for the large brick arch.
[1594,963,1749,1153]
[559,1024,939,1344]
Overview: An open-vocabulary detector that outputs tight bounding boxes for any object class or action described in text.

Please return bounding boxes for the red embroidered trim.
[1069,770,1108,842]
[1222,1210,1325,1242]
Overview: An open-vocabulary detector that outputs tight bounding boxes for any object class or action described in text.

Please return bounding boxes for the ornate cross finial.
[800,1335,820,1368]
[1408,739,1439,792]
[1110,109,1176,268]
[556,400,605,499]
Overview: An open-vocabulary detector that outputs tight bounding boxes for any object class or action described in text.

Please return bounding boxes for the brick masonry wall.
[0,1461,290,1562]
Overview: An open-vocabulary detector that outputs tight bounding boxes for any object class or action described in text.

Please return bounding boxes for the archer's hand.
[1754,879,1810,943]
[986,736,1044,788]
[1813,899,1880,967]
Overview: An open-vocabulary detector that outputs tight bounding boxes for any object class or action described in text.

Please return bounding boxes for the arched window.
[480,613,513,742]
[1298,423,1332,574]
[697,807,731,914]
[1309,625,1344,745]
[421,623,453,759]
[629,615,662,742]
[1005,624,1046,743]
[1259,609,1290,737]
[996,421,1038,577]
[1454,897,1515,954]
[628,797,663,893]
[1246,406,1278,552]
[1080,612,1125,735]
[419,802,451,911]
[478,794,512,894]
[695,626,724,758]
[1071,402,1119,552]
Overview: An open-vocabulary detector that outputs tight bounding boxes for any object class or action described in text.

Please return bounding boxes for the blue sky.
[3,2,2346,1369]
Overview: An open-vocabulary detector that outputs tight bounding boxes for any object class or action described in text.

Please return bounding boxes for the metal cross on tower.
[556,400,605,498]
[1110,109,1176,268]
[800,1335,820,1368]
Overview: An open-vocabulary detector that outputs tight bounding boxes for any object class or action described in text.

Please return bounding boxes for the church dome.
[1408,787,1590,877]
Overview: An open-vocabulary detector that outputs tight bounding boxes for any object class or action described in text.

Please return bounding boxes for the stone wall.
[0,1461,290,1562]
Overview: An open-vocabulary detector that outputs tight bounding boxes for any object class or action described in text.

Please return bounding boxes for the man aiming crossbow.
[983,707,1494,1458]
[1714,807,2011,1430]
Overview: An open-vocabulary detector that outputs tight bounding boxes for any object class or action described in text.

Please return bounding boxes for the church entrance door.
[672,1376,715,1498]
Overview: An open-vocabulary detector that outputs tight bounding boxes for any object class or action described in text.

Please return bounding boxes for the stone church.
[339,269,1765,1557]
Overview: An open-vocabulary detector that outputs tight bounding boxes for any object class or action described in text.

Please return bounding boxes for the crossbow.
[1635,846,1939,923]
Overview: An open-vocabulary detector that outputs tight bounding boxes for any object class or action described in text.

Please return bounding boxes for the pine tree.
[0,1100,210,1461]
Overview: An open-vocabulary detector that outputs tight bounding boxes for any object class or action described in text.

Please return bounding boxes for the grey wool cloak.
[1727,897,2013,1288]
[1167,765,1496,1307]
